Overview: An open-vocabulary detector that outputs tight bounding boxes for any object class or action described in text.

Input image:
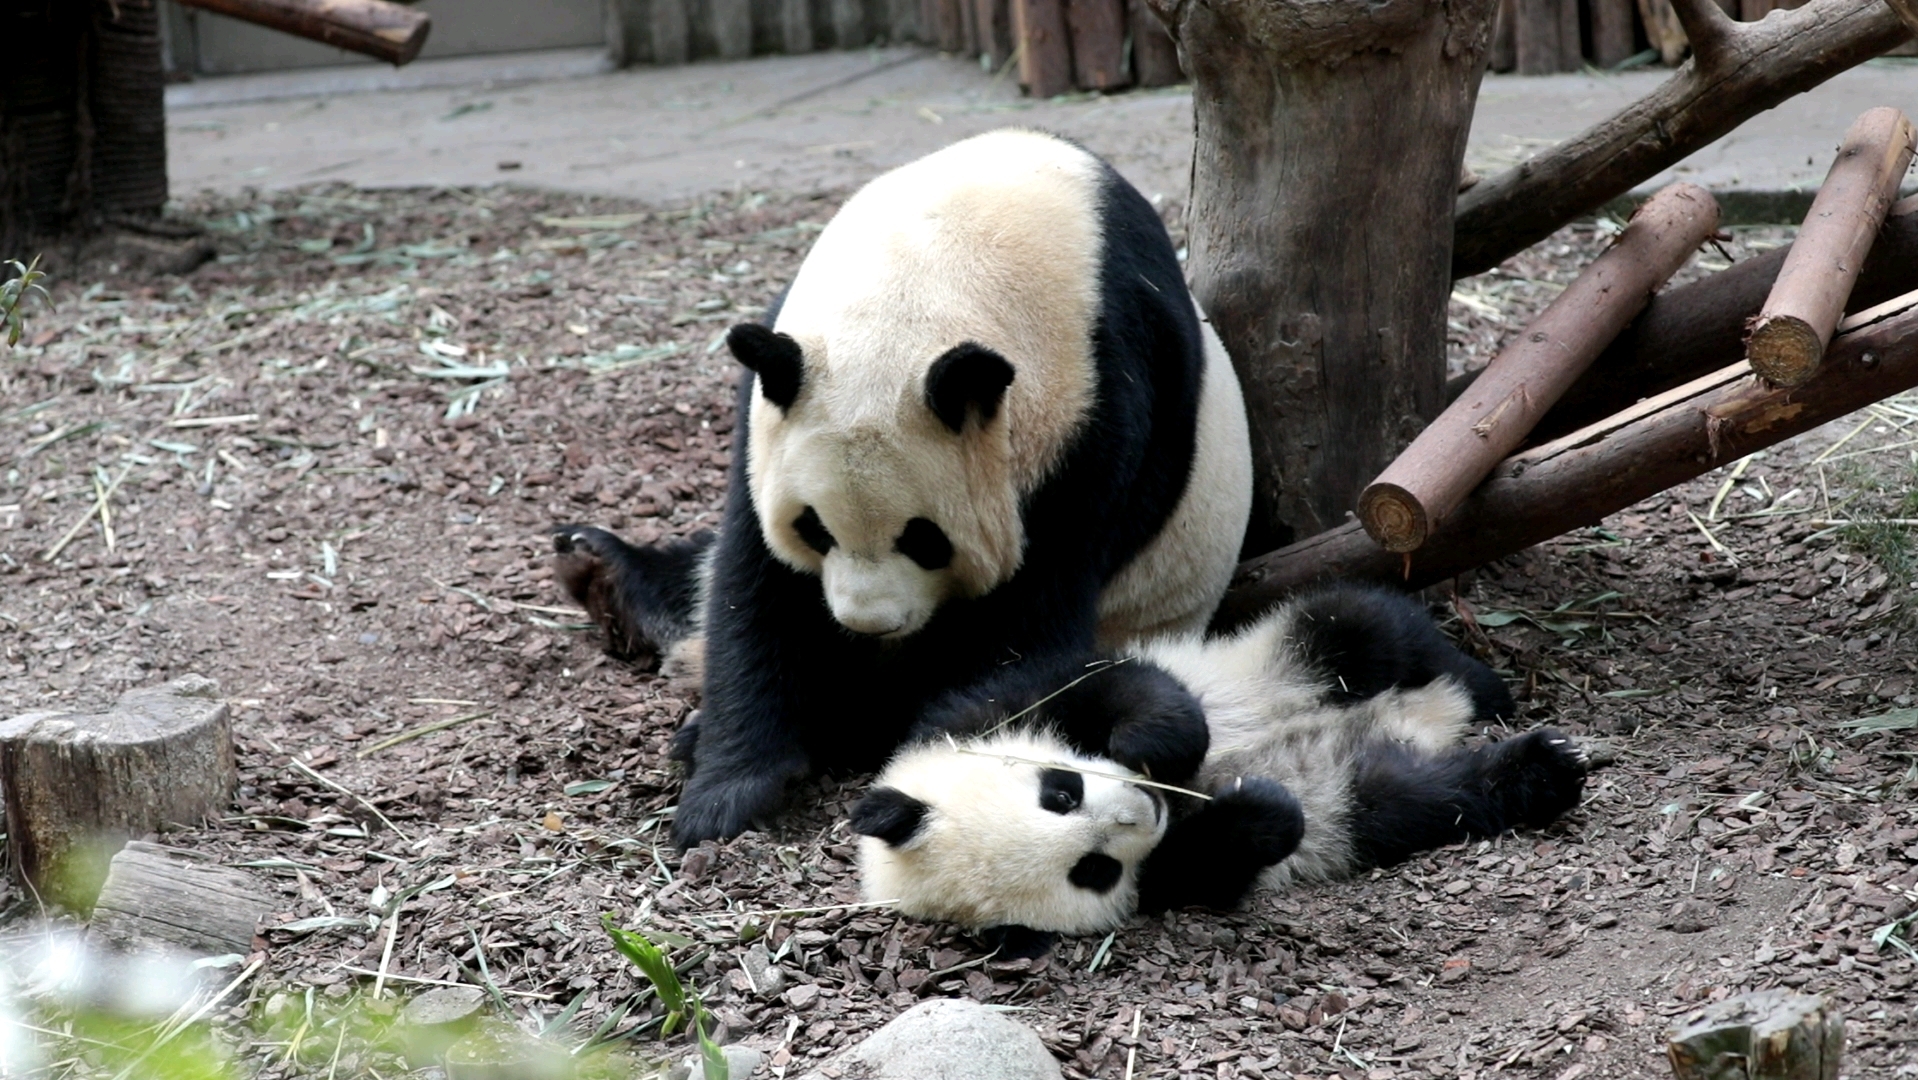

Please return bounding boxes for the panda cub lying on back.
[851,584,1590,953]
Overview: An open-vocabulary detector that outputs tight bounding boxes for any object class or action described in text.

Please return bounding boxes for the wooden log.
[1490,0,1517,71]
[1636,0,1686,62]
[1668,990,1843,1080]
[1515,0,1566,73]
[1128,0,1183,85]
[1522,194,1918,442]
[1358,183,1719,553]
[975,0,1014,68]
[934,0,967,49]
[711,0,754,57]
[0,676,235,911]
[961,0,981,55]
[88,841,271,958]
[1590,0,1637,65]
[653,0,693,64]
[1453,0,1913,279]
[834,0,871,46]
[171,0,429,65]
[1067,0,1129,89]
[1013,0,1073,96]
[1746,107,1916,387]
[1556,0,1582,69]
[1216,292,1918,627]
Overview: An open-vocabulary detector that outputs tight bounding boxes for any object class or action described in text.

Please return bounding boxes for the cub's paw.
[1497,727,1589,829]
[977,925,1058,960]
[1208,776,1305,867]
[551,525,649,659]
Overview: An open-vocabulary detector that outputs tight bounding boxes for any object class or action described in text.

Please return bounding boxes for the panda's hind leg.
[1137,776,1304,915]
[1348,728,1588,870]
[1288,584,1515,721]
[552,526,713,661]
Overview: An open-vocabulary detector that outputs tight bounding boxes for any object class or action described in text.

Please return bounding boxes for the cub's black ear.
[850,786,929,847]
[727,323,804,410]
[925,343,1015,433]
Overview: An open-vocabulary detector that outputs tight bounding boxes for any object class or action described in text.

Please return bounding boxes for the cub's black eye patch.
[792,507,835,555]
[1039,769,1084,815]
[1069,852,1123,893]
[895,518,953,570]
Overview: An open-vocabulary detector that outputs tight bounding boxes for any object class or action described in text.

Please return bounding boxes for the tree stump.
[88,841,271,958]
[0,675,236,911]
[1667,990,1843,1080]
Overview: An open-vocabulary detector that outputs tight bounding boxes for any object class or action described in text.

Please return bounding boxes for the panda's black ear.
[925,343,1015,433]
[727,323,804,410]
[850,786,929,847]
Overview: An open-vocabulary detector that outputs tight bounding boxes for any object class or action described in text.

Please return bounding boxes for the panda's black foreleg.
[1348,727,1588,870]
[1136,777,1303,915]
[552,525,713,661]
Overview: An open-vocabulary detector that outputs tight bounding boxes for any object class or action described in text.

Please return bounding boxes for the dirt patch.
[1,186,1915,1080]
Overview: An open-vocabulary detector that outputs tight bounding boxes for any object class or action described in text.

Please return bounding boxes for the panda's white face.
[852,731,1168,935]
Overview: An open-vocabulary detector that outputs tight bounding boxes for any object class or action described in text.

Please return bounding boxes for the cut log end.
[1668,989,1843,1080]
[1746,313,1826,387]
[1357,483,1429,553]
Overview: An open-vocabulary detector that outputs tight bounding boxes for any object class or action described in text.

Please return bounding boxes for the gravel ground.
[1,184,1915,1080]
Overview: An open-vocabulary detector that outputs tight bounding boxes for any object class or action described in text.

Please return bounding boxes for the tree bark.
[1515,0,1566,73]
[1151,0,1498,551]
[1589,0,1636,66]
[1668,990,1843,1080]
[1453,0,1913,279]
[171,0,430,65]
[1359,183,1719,552]
[1,0,167,250]
[1014,0,1073,96]
[1067,0,1130,89]
[89,842,271,958]
[1490,0,1517,71]
[1522,194,1918,442]
[976,0,1015,70]
[1747,107,1915,387]
[1217,292,1918,625]
[0,675,236,911]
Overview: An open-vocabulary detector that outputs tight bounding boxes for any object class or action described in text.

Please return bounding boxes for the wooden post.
[1668,990,1843,1080]
[975,0,1013,69]
[1491,0,1518,71]
[1358,183,1719,553]
[833,0,870,45]
[652,0,693,63]
[1216,292,1918,625]
[171,0,429,64]
[1555,0,1582,68]
[0,675,236,911]
[1066,0,1129,89]
[710,0,754,57]
[89,842,271,958]
[1515,0,1565,73]
[1746,107,1916,387]
[1128,0,1182,85]
[782,0,815,53]
[1636,0,1686,62]
[934,0,966,49]
[1589,0,1637,66]
[1014,0,1073,96]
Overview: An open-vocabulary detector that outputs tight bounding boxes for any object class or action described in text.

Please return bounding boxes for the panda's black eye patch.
[793,507,835,555]
[1069,853,1123,893]
[1039,769,1084,814]
[895,518,953,570]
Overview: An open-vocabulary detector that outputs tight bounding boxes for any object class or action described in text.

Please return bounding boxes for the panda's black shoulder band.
[925,342,1015,432]
[727,323,805,410]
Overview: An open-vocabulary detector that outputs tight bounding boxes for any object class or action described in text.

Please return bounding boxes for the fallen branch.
[1452,0,1912,279]
[1747,107,1916,388]
[1491,195,1918,444]
[173,0,431,65]
[1217,292,1918,627]
[1360,184,1718,552]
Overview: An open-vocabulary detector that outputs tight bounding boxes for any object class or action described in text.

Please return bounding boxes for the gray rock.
[794,999,1061,1080]
[738,943,787,1000]
[667,1044,766,1080]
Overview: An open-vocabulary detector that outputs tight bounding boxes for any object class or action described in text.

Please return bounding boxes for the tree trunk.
[1,0,168,251]
[1151,0,1498,550]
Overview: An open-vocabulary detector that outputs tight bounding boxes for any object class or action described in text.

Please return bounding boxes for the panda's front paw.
[1496,727,1589,830]
[672,767,799,848]
[1209,776,1305,866]
[552,525,649,659]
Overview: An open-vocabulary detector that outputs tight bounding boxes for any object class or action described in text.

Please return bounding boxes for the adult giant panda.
[851,585,1590,954]
[555,129,1253,846]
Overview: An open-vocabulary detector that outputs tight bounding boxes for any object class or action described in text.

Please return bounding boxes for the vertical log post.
[975,0,1014,69]
[1014,0,1073,96]
[1357,183,1719,552]
[710,0,754,57]
[1589,0,1637,65]
[652,0,693,64]
[1067,0,1129,88]
[1491,0,1518,71]
[1128,0,1182,85]
[1668,991,1843,1080]
[782,0,815,53]
[1516,0,1565,73]
[1150,0,1500,551]
[1746,106,1916,387]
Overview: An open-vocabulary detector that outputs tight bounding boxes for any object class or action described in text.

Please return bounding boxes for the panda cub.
[851,585,1589,951]
[554,129,1252,846]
